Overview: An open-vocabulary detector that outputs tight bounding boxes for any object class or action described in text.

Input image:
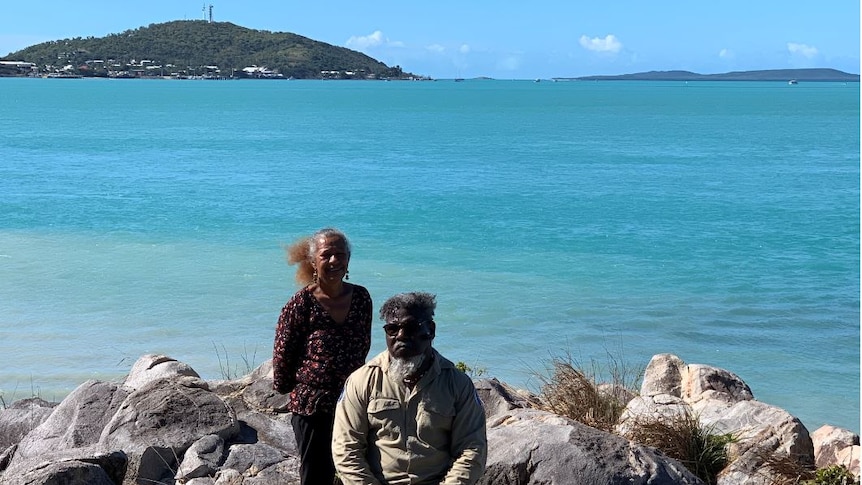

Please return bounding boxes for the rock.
[0,352,850,485]
[0,398,56,451]
[836,446,860,478]
[812,425,860,476]
[620,355,817,485]
[232,410,297,455]
[704,400,813,463]
[474,378,539,419]
[615,393,690,438]
[99,375,240,484]
[11,380,128,461]
[478,408,704,484]
[210,359,289,413]
[187,477,217,485]
[222,442,285,475]
[214,468,245,484]
[681,364,753,405]
[2,449,127,485]
[641,353,686,397]
[176,434,226,481]
[123,353,200,391]
[0,444,15,472]
[2,459,116,485]
[238,457,301,484]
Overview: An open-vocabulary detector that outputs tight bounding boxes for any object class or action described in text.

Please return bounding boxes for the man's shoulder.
[435,351,475,386]
[349,351,387,378]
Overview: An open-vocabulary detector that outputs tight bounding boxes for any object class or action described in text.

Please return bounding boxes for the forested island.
[568,68,859,82]
[0,20,420,80]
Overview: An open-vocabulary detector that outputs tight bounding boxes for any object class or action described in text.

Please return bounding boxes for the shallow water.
[0,78,858,432]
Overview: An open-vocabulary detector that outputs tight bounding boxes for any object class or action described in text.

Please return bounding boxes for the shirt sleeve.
[272,291,306,394]
[332,370,382,485]
[442,375,488,484]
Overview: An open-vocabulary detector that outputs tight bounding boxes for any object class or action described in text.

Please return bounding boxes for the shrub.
[625,411,734,485]
[455,361,487,378]
[805,465,859,485]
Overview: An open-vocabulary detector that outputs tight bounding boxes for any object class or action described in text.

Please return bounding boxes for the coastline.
[1,352,858,482]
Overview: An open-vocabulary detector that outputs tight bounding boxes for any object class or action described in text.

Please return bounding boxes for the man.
[332,292,487,485]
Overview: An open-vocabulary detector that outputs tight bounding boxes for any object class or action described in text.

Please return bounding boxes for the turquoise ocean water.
[0,78,858,433]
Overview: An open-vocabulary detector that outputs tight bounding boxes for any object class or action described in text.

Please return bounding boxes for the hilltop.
[0,21,419,80]
[569,68,859,82]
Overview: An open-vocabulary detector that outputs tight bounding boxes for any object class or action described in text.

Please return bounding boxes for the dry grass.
[536,352,642,433]
[751,447,815,485]
[750,449,858,485]
[212,341,260,380]
[626,411,734,485]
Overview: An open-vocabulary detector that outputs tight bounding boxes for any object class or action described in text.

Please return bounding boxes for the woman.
[272,228,373,485]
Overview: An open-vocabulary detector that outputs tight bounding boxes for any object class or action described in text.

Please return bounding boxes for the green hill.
[1,21,416,79]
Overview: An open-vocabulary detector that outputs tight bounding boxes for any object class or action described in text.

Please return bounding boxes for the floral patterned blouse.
[272,284,373,416]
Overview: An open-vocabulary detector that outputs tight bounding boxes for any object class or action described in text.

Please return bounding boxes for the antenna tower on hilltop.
[202,4,214,23]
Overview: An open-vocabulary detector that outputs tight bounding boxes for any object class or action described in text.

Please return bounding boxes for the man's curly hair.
[379,292,436,323]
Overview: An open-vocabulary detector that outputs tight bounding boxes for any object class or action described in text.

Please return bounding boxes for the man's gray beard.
[389,353,426,380]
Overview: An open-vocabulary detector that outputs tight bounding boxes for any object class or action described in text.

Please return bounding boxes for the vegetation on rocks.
[537,353,642,433]
[625,411,734,485]
[807,465,860,485]
[535,351,858,484]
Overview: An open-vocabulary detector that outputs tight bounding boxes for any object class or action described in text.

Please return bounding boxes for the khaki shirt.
[333,350,487,485]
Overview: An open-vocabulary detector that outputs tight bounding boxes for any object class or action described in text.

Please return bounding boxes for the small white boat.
[788,79,798,85]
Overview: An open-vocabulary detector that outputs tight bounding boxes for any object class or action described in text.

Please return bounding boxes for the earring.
[313,270,318,284]
[345,270,350,281]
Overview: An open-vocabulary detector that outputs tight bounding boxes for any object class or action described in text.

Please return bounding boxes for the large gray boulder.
[9,380,128,462]
[478,408,704,484]
[99,375,240,484]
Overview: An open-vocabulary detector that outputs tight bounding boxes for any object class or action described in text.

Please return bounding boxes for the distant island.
[565,68,859,82]
[0,20,423,80]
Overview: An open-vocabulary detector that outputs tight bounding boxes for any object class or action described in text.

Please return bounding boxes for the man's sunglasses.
[383,321,430,337]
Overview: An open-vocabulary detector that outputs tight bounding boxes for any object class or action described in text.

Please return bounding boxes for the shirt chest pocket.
[367,398,403,440]
[416,399,455,449]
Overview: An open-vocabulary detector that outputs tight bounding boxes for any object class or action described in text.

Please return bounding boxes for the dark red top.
[272,284,373,416]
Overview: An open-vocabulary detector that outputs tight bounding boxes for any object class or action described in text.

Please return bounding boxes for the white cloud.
[346,31,385,50]
[579,34,622,53]
[787,42,818,58]
[426,44,445,54]
[459,44,471,54]
[719,48,734,59]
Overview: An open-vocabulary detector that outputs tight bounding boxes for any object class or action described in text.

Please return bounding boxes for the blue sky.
[1,1,858,79]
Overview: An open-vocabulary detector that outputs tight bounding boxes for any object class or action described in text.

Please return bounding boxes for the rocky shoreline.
[0,353,858,484]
